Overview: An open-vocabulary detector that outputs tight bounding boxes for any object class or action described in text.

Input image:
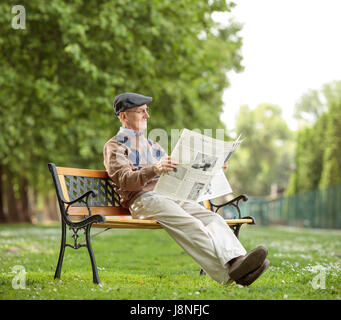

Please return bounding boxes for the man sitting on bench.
[103,92,269,286]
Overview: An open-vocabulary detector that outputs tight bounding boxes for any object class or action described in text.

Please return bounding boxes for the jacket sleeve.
[103,140,157,191]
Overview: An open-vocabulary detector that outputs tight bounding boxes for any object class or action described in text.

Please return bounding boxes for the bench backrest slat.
[55,167,109,178]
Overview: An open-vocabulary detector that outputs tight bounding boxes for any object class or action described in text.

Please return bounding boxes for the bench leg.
[85,224,100,284]
[199,269,206,275]
[233,224,241,239]
[54,221,66,280]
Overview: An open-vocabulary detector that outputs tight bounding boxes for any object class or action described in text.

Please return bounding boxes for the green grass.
[0,223,340,300]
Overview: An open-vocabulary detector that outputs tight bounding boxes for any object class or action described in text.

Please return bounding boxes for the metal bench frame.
[48,162,255,284]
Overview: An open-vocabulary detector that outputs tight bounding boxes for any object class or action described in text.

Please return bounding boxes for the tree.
[294,88,326,123]
[287,80,341,195]
[319,81,341,188]
[286,114,327,195]
[227,104,294,196]
[0,0,244,222]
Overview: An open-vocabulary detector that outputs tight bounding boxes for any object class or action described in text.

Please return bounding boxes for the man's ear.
[119,112,129,126]
[119,112,125,121]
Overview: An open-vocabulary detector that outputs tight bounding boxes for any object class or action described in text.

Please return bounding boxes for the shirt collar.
[119,127,144,136]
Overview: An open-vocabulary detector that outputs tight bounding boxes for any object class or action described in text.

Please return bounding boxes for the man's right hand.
[154,156,179,175]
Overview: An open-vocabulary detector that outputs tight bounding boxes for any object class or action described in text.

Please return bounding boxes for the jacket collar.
[119,127,144,136]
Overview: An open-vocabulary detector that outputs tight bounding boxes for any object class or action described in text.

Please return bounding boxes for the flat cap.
[113,92,153,116]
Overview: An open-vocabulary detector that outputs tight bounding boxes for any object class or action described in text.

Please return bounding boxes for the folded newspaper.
[154,128,243,202]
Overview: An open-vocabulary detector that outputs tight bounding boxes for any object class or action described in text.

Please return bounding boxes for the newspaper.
[154,129,243,202]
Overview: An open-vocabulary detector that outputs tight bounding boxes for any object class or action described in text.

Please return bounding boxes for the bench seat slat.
[92,217,254,230]
[67,206,130,216]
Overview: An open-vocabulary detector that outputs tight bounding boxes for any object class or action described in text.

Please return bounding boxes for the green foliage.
[227,104,294,196]
[319,82,341,188]
[286,114,327,195]
[294,88,325,122]
[0,0,243,194]
[287,81,341,195]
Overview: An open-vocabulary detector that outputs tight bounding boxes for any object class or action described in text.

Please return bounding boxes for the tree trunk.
[19,176,31,223]
[0,165,7,223]
[44,193,60,222]
[5,171,21,222]
[49,194,60,221]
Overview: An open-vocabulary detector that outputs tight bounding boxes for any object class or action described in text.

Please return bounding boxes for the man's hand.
[154,156,179,175]
[222,162,228,171]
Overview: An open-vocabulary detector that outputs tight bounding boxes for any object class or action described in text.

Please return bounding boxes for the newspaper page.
[197,169,233,202]
[154,129,243,202]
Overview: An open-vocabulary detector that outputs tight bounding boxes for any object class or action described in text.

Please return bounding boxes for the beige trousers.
[129,191,247,284]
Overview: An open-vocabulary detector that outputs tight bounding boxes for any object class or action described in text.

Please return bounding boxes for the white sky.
[215,0,341,134]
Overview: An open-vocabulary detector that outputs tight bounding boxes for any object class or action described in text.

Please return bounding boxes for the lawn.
[0,223,340,300]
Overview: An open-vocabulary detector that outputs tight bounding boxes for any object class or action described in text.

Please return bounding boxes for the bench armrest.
[209,194,249,219]
[62,190,97,217]
[68,214,106,229]
[210,194,248,210]
[62,190,97,206]
[62,190,106,227]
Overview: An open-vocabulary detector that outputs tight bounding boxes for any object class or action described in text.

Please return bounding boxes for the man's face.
[120,104,150,132]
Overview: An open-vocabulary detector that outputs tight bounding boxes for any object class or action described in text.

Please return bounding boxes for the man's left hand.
[222,162,228,171]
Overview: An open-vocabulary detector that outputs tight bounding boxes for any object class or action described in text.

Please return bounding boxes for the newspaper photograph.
[197,169,233,202]
[154,129,243,202]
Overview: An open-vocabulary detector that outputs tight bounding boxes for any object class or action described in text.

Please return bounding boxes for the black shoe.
[228,245,268,281]
[236,259,270,286]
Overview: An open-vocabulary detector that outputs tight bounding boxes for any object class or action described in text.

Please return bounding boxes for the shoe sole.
[228,245,268,281]
[237,259,270,286]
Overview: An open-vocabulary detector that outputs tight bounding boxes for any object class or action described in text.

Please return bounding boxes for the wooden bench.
[48,163,255,284]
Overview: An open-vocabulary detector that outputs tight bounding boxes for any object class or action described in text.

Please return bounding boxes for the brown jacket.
[103,129,166,208]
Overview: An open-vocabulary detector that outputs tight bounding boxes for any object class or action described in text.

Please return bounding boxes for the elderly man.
[103,92,269,286]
